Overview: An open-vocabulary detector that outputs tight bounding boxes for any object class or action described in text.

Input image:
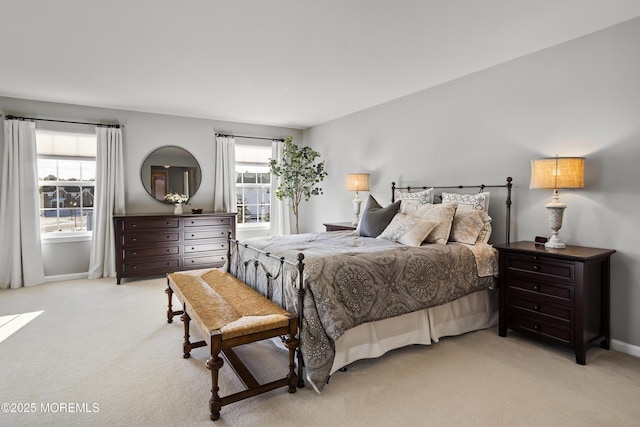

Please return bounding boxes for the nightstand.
[494,241,615,365]
[323,222,356,232]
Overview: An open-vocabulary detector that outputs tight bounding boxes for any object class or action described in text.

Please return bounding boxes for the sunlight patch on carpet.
[0,311,43,343]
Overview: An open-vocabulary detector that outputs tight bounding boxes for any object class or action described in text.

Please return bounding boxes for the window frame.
[235,143,272,229]
[36,130,97,240]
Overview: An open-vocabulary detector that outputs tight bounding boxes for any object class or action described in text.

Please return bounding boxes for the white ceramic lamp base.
[352,193,362,226]
[545,203,566,248]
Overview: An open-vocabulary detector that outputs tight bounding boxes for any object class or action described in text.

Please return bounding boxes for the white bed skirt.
[330,288,498,375]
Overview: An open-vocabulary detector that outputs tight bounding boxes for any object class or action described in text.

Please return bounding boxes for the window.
[36,130,97,236]
[235,143,271,226]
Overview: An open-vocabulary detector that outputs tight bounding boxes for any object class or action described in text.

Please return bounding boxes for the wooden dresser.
[113,213,236,284]
[495,241,615,365]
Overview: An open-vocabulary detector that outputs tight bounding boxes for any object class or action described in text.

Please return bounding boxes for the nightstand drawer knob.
[533,285,541,291]
[533,265,540,271]
[533,324,540,330]
[533,305,540,311]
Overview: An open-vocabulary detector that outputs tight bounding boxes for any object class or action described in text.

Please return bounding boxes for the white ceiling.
[2,1,640,129]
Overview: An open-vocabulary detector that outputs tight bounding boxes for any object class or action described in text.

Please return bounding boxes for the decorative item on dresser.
[113,213,236,284]
[495,241,615,365]
[323,222,357,232]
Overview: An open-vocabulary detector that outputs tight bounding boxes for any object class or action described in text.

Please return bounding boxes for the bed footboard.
[226,234,306,388]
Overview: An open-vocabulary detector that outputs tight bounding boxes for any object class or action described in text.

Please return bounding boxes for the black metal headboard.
[391,177,513,244]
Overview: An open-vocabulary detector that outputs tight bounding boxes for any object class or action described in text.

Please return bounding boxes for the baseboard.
[44,272,89,283]
[611,339,640,358]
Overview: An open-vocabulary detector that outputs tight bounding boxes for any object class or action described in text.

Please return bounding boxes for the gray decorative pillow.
[357,195,401,238]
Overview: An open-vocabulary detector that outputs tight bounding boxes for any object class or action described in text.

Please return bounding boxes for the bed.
[225,178,513,391]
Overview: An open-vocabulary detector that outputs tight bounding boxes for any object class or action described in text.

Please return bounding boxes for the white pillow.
[378,213,439,247]
[395,188,434,214]
[442,192,492,244]
[401,203,457,245]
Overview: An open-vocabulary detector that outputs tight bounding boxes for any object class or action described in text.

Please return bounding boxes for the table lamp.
[530,156,584,248]
[345,173,370,226]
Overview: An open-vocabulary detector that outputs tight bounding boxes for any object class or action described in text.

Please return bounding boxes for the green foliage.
[269,136,328,233]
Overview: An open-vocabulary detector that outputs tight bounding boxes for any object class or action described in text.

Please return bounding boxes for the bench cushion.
[169,269,293,340]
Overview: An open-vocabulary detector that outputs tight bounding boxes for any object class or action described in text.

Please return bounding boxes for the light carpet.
[1,277,639,427]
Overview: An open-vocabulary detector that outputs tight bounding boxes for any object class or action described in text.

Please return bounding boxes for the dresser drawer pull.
[132,266,137,270]
[533,265,540,271]
[533,285,540,291]
[533,305,540,311]
[132,238,137,242]
[132,224,136,228]
[533,324,540,331]
[191,247,195,250]
[132,251,137,255]
[166,249,170,252]
[191,234,195,237]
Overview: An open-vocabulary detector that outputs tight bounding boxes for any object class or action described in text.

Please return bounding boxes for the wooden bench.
[166,268,298,421]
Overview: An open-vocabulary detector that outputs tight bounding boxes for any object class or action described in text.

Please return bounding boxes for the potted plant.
[269,136,327,233]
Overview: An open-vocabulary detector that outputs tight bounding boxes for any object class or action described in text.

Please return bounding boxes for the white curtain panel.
[0,120,45,288]
[88,127,125,279]
[213,135,237,213]
[270,139,291,236]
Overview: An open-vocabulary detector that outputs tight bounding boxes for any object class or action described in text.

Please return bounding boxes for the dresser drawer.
[184,229,229,240]
[184,242,228,253]
[184,217,232,227]
[507,313,573,345]
[506,276,573,304]
[123,218,180,230]
[124,233,180,244]
[124,246,180,259]
[183,254,227,267]
[506,254,574,282]
[123,258,180,273]
[508,295,573,323]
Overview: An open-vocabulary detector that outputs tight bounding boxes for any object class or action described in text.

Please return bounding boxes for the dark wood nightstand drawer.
[508,295,573,323]
[506,254,574,282]
[507,313,573,345]
[506,276,573,304]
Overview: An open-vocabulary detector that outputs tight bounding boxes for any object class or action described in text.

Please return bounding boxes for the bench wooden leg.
[285,336,299,393]
[181,307,192,359]
[207,338,224,421]
[165,282,183,324]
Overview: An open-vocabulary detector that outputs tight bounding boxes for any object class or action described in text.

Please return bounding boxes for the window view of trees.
[235,144,271,226]
[36,131,97,235]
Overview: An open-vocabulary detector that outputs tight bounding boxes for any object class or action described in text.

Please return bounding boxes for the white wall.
[302,18,640,348]
[0,97,302,276]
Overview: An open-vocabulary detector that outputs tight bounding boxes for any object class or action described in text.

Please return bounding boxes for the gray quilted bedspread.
[228,231,497,390]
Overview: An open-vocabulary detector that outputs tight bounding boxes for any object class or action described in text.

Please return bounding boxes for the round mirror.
[141,146,202,202]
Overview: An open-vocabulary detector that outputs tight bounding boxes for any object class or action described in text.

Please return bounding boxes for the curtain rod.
[215,132,284,142]
[3,114,123,128]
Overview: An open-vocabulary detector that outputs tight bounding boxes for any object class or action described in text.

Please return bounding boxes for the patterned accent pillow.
[395,188,434,204]
[401,203,457,245]
[377,213,439,247]
[442,192,492,244]
[449,210,486,244]
[356,195,401,238]
[442,192,490,212]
